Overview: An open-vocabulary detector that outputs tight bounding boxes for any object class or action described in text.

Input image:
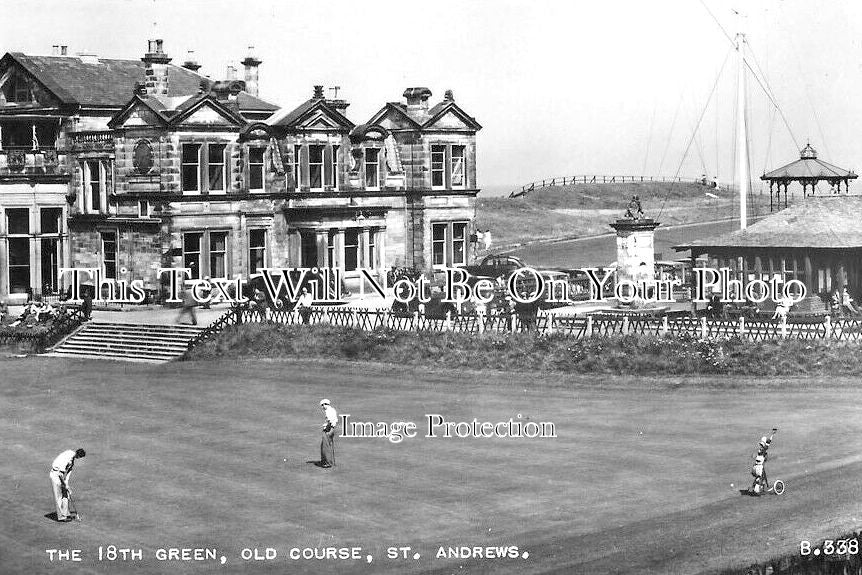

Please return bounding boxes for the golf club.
[68,492,82,522]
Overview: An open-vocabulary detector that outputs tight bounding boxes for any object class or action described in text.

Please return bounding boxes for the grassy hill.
[476,182,773,248]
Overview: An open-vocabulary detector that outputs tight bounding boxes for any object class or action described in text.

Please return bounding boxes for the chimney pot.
[444,89,454,101]
[403,87,432,109]
[182,50,202,72]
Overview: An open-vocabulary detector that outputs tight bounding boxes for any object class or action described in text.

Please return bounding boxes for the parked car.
[462,254,528,280]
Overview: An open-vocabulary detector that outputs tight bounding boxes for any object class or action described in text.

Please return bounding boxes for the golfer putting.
[49,448,86,522]
[320,399,338,468]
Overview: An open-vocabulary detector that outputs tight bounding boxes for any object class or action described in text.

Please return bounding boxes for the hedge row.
[187,323,862,376]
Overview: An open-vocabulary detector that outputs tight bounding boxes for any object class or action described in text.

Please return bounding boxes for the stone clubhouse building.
[0,40,481,302]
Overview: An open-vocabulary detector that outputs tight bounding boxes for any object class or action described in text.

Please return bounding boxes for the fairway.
[3,357,862,574]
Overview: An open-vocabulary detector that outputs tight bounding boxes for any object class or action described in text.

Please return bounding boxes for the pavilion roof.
[676,196,862,250]
[761,143,856,181]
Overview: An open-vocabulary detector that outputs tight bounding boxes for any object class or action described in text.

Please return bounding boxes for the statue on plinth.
[624,195,644,220]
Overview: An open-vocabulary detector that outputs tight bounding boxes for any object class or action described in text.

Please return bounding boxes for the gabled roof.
[762,143,857,181]
[167,93,247,126]
[676,197,862,250]
[108,93,247,128]
[366,103,423,130]
[423,100,482,130]
[365,98,481,131]
[266,96,353,130]
[1,52,278,112]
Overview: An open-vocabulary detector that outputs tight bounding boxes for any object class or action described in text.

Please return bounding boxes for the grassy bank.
[477,182,773,248]
[188,323,861,376]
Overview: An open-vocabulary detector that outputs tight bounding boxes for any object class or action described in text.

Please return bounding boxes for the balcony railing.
[68,131,114,145]
[0,147,69,177]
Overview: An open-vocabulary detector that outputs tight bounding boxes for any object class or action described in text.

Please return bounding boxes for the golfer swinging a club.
[49,448,86,521]
[749,429,777,496]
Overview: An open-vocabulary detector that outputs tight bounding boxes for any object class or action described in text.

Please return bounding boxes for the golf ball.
[283,458,287,462]
[730,483,734,487]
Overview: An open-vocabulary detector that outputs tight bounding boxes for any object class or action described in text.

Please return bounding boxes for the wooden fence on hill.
[509,175,726,198]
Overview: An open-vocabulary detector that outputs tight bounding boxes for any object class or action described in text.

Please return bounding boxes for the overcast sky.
[3,0,861,193]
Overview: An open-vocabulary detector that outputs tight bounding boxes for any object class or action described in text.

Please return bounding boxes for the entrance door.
[41,238,60,293]
[300,231,318,268]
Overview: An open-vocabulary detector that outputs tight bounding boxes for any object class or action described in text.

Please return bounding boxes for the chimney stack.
[52,45,60,56]
[444,89,454,102]
[403,87,432,110]
[182,50,202,72]
[313,85,324,99]
[141,39,171,96]
[241,46,262,97]
[226,65,237,81]
[60,45,68,56]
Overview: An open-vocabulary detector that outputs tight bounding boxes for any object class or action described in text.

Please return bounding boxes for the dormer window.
[208,144,226,194]
[182,143,201,194]
[431,144,467,190]
[365,148,380,190]
[431,145,446,189]
[451,145,465,189]
[249,147,265,192]
[309,145,324,190]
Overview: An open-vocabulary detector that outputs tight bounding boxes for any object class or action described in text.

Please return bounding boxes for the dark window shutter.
[323,144,333,188]
[300,144,309,191]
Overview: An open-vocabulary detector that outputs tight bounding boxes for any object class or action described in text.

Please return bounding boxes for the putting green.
[2,357,860,574]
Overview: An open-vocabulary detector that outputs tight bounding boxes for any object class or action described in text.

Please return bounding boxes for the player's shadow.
[306,460,325,467]
[44,512,61,522]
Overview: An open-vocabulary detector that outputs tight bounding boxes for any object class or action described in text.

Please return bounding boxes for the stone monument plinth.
[609,217,660,296]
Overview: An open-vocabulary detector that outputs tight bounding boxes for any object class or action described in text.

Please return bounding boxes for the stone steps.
[46,321,205,363]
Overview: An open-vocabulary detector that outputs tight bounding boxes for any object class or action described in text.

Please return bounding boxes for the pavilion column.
[804,253,813,297]
[769,180,781,212]
[784,183,789,208]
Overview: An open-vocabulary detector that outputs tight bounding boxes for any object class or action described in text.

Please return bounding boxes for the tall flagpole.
[736,32,749,230]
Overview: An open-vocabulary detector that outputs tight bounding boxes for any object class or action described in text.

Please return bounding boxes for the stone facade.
[0,41,481,301]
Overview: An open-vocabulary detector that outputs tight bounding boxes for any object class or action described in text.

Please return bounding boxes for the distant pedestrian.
[250,287,267,321]
[177,284,198,325]
[771,295,793,320]
[49,448,86,521]
[843,287,859,316]
[319,399,338,468]
[296,287,313,324]
[81,288,93,321]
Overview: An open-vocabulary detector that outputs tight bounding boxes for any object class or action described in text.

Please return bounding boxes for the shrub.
[187,324,862,376]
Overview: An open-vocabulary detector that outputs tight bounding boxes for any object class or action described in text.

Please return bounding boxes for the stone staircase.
[46,321,205,363]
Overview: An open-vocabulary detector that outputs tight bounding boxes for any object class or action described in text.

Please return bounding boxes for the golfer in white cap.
[320,399,338,468]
